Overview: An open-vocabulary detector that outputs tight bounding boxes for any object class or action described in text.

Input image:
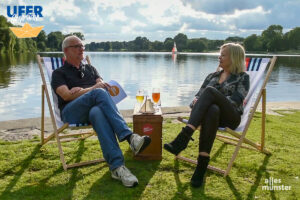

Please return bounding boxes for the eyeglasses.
[67,44,85,50]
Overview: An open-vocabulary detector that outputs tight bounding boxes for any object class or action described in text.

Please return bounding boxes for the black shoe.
[164,127,193,155]
[191,155,210,188]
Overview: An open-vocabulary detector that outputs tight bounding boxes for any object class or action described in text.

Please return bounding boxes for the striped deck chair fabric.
[234,57,270,132]
[37,55,105,170]
[177,56,277,177]
[43,57,90,128]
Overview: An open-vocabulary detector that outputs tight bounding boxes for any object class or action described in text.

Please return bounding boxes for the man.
[51,35,151,187]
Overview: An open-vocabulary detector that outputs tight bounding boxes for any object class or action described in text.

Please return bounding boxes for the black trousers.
[188,86,241,153]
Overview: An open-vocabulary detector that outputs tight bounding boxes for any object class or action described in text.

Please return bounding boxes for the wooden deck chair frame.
[37,54,105,170]
[176,56,277,177]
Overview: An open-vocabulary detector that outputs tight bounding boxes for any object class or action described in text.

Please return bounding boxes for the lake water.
[0,52,300,121]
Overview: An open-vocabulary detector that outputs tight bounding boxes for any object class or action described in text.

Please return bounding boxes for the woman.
[164,43,250,187]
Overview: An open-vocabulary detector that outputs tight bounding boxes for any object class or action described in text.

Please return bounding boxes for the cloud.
[43,0,81,18]
[108,10,128,22]
[181,0,274,14]
[1,0,299,41]
[61,25,83,34]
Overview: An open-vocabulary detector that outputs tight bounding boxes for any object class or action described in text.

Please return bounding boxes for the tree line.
[86,25,300,52]
[0,15,299,54]
[0,15,84,53]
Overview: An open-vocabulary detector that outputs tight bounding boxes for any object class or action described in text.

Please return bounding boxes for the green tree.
[163,37,174,51]
[174,33,188,51]
[151,41,164,51]
[207,40,224,51]
[262,25,284,51]
[133,36,150,51]
[36,30,47,51]
[187,39,206,52]
[37,41,46,51]
[286,27,300,50]
[244,34,263,51]
[0,16,16,53]
[64,32,85,41]
[103,42,111,51]
[225,36,244,42]
[90,42,97,51]
[47,31,64,51]
[111,41,123,51]
[25,38,37,51]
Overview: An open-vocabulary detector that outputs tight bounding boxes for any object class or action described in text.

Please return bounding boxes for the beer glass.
[152,88,160,107]
[136,89,144,103]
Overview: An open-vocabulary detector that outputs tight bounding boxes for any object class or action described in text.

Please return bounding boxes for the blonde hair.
[220,43,245,74]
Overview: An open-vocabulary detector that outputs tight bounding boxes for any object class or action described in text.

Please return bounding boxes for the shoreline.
[0,102,300,141]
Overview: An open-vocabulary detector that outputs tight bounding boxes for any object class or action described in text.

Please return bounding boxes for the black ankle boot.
[164,127,193,155]
[191,155,210,188]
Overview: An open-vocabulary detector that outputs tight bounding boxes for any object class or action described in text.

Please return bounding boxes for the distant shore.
[38,50,300,55]
[0,102,300,141]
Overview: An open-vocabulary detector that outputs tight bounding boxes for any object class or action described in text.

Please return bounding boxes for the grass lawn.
[0,111,299,200]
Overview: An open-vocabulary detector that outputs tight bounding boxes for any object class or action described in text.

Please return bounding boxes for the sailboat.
[172,42,177,54]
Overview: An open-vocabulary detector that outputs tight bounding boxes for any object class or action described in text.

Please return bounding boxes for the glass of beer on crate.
[152,88,160,108]
[136,89,144,104]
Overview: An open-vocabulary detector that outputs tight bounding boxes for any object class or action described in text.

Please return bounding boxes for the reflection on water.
[0,52,300,121]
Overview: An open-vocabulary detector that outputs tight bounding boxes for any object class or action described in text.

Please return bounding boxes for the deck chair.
[177,56,277,177]
[37,55,105,170]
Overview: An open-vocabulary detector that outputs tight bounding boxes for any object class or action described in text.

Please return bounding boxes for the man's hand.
[70,87,82,94]
[56,79,111,102]
[94,80,111,90]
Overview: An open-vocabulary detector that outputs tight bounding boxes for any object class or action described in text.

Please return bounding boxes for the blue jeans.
[61,88,132,170]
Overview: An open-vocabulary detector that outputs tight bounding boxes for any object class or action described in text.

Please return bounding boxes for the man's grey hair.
[62,35,81,51]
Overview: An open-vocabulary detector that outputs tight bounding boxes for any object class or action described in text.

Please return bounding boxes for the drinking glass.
[152,88,160,107]
[136,89,144,104]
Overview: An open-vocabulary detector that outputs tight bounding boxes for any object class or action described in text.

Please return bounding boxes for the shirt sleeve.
[228,72,250,106]
[90,65,101,80]
[51,69,67,93]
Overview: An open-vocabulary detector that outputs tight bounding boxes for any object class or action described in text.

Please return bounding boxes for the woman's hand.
[192,97,198,106]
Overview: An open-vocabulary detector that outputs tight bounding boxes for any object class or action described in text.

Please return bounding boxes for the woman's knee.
[207,104,220,118]
[203,86,218,95]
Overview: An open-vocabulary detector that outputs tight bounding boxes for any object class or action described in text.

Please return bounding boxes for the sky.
[1,0,299,43]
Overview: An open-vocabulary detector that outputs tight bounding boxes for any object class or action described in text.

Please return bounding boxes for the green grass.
[0,111,299,200]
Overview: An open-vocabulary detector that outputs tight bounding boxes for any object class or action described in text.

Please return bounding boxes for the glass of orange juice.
[152,88,160,108]
[136,89,144,104]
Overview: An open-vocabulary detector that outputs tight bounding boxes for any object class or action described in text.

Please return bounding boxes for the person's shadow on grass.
[0,140,107,199]
[83,147,162,200]
[169,143,227,200]
[0,144,41,199]
[225,154,272,200]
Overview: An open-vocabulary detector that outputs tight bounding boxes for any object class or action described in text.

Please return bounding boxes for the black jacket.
[194,70,250,114]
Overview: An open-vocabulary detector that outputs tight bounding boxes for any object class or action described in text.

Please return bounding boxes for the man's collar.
[64,60,83,69]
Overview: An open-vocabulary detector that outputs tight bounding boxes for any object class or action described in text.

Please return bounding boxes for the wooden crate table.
[133,105,163,160]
